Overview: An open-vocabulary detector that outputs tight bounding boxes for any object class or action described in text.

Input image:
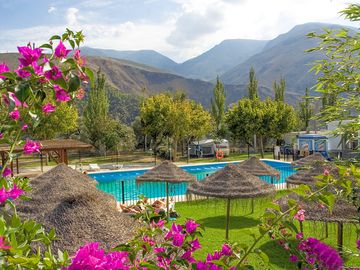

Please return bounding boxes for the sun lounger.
[88,164,101,171]
[112,164,124,170]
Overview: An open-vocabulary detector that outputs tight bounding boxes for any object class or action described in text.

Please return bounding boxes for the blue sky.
[0,0,357,62]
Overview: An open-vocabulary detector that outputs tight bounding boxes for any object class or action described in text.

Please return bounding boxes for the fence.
[94,164,295,206]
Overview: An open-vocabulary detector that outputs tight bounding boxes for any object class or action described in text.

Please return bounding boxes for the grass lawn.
[173,196,360,269]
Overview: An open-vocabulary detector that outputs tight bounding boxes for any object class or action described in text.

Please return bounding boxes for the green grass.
[173,197,360,269]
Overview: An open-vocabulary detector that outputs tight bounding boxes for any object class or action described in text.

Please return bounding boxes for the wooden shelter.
[16,164,139,253]
[187,164,275,239]
[136,160,196,218]
[237,156,280,182]
[292,152,327,168]
[0,139,92,174]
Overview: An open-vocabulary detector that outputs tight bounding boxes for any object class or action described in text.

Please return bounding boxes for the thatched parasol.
[276,193,358,251]
[187,164,275,239]
[292,152,327,168]
[286,164,337,187]
[17,164,139,253]
[136,160,196,218]
[237,156,280,182]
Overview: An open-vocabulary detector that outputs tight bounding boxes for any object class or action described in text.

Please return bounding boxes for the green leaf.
[15,83,31,102]
[69,39,75,49]
[40,43,53,50]
[84,67,94,85]
[50,35,61,40]
[68,75,81,92]
[1,72,17,80]
[54,77,68,90]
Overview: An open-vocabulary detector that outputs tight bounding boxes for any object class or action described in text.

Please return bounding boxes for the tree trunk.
[259,135,264,158]
[172,138,178,162]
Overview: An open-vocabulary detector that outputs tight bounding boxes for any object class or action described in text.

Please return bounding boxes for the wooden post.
[166,182,170,220]
[10,160,14,177]
[1,153,5,167]
[63,149,68,165]
[337,222,343,252]
[225,198,231,240]
[251,197,254,214]
[40,153,44,172]
[325,222,329,238]
[16,158,19,174]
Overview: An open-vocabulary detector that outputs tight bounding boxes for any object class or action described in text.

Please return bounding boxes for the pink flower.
[76,88,85,100]
[0,188,7,203]
[154,247,165,254]
[9,109,20,120]
[74,49,86,66]
[22,124,28,131]
[190,238,201,252]
[0,63,9,79]
[185,219,199,234]
[151,219,165,228]
[0,133,3,139]
[42,103,56,114]
[172,232,185,247]
[2,167,11,177]
[7,184,24,200]
[289,254,298,262]
[15,66,31,78]
[220,243,232,256]
[32,61,43,76]
[296,232,303,240]
[9,92,22,107]
[44,65,62,80]
[181,251,196,263]
[54,40,71,59]
[17,45,42,66]
[23,139,41,155]
[294,209,305,222]
[0,237,11,250]
[323,169,330,176]
[54,85,71,102]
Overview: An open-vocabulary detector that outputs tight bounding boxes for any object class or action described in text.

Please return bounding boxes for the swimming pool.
[89,160,295,204]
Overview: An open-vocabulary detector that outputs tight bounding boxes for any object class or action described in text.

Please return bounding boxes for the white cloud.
[0,0,357,62]
[48,6,56,13]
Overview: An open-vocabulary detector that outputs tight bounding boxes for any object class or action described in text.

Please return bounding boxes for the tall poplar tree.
[247,67,258,100]
[211,77,226,138]
[273,77,286,102]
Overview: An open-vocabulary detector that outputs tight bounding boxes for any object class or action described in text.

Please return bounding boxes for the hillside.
[220,23,349,95]
[80,47,179,73]
[175,39,268,81]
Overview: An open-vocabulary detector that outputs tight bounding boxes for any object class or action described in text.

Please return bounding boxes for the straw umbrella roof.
[291,152,327,168]
[17,164,139,253]
[276,193,358,223]
[237,156,280,179]
[187,164,275,199]
[136,160,196,183]
[286,164,337,186]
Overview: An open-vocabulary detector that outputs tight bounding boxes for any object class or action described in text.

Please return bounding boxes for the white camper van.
[190,139,230,157]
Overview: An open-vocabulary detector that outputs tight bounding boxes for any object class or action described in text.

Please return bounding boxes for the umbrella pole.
[226,198,231,240]
[166,181,169,220]
[251,198,254,214]
[337,222,343,252]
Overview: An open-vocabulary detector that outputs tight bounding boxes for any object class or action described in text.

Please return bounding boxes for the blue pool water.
[89,160,295,203]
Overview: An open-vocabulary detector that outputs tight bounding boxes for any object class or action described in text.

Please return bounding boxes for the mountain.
[80,47,179,72]
[175,39,268,81]
[221,23,348,95]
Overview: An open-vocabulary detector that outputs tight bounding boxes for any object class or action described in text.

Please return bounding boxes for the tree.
[273,77,286,102]
[211,77,226,138]
[307,4,360,142]
[32,101,78,140]
[298,87,313,131]
[247,67,258,100]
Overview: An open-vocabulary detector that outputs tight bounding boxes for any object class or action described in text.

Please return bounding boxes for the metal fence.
[95,164,295,206]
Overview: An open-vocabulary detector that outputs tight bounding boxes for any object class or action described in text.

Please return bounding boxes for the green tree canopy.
[273,77,286,102]
[247,67,258,100]
[211,77,227,138]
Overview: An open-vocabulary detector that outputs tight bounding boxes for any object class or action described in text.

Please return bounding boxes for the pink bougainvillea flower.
[74,49,86,66]
[55,89,71,102]
[8,92,23,107]
[76,87,85,100]
[22,124,28,131]
[23,139,41,155]
[15,66,31,78]
[151,219,165,229]
[172,232,185,247]
[185,219,199,234]
[2,94,9,105]
[42,103,56,114]
[0,63,9,79]
[2,167,12,178]
[32,61,43,76]
[0,188,7,203]
[296,232,303,240]
[190,238,201,252]
[294,209,305,222]
[0,237,11,250]
[78,71,89,83]
[0,133,3,139]
[323,168,330,176]
[289,254,298,262]
[7,184,24,200]
[357,239,360,250]
[44,65,62,80]
[54,40,71,59]
[9,109,20,121]
[220,243,232,256]
[17,46,42,66]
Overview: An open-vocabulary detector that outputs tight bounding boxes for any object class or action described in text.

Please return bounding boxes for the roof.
[187,164,275,199]
[291,152,327,167]
[0,139,92,153]
[136,160,196,183]
[298,134,327,139]
[16,164,139,253]
[286,164,338,186]
[237,157,280,179]
[276,193,358,223]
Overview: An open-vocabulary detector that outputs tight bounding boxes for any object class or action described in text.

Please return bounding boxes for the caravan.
[189,139,230,157]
